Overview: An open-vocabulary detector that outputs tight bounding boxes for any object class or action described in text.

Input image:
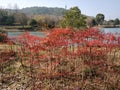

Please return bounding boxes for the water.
[102,28,120,34]
[7,31,45,37]
[7,28,120,37]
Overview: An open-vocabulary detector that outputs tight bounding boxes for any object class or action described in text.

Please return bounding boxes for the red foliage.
[10,28,120,75]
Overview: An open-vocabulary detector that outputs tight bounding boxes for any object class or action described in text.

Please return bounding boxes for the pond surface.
[7,28,120,37]
[101,28,120,34]
[7,31,45,37]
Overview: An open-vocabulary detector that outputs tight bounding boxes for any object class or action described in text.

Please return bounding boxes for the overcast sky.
[0,0,120,20]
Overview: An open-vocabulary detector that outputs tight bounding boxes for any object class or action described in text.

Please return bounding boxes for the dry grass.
[0,44,120,90]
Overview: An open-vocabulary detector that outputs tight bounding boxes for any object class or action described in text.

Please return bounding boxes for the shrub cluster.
[0,28,120,90]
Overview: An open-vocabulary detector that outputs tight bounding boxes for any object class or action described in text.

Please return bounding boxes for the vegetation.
[20,6,66,16]
[0,30,8,43]
[59,7,86,29]
[1,25,32,30]
[28,19,37,27]
[0,9,28,26]
[0,4,120,90]
[0,8,62,30]
[86,17,97,27]
[0,10,14,25]
[95,13,105,25]
[101,18,120,28]
[114,18,120,25]
[33,15,60,30]
[0,28,120,90]
[1,6,120,31]
[13,12,28,26]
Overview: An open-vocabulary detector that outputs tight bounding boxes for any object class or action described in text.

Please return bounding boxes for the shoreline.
[0,26,120,32]
[99,25,120,28]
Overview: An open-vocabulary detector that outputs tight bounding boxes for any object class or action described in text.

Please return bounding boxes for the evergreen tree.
[59,7,86,29]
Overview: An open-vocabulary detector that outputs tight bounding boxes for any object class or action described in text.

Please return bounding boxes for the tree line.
[0,7,120,30]
[86,13,120,27]
[0,9,28,26]
[0,10,14,25]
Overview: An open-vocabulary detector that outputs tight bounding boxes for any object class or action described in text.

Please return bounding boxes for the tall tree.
[114,18,119,25]
[108,19,114,25]
[6,15,14,25]
[96,13,105,25]
[13,13,28,26]
[0,10,14,25]
[0,10,8,23]
[59,6,86,29]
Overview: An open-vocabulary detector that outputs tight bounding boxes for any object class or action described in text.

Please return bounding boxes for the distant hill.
[18,7,67,16]
[6,7,94,19]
